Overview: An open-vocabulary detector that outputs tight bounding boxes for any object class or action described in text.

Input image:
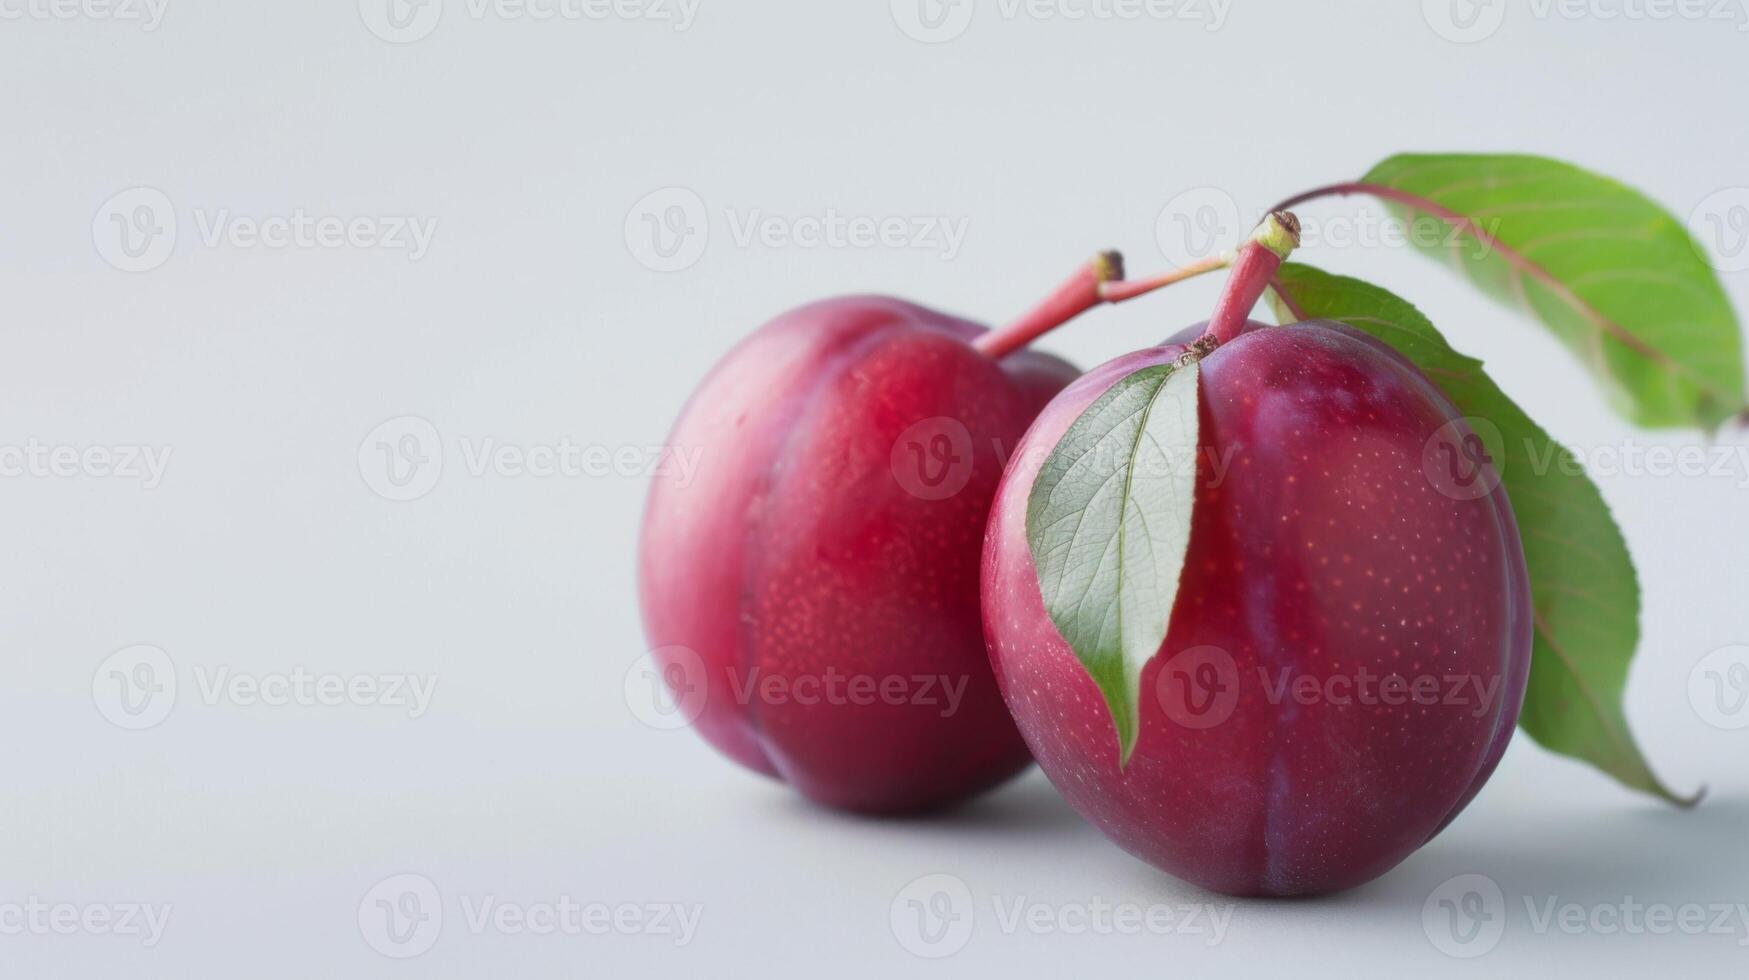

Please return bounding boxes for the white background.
[3,0,1748,975]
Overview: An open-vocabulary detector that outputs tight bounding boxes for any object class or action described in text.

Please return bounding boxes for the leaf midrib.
[1108,368,1174,728]
[1373,182,1742,415]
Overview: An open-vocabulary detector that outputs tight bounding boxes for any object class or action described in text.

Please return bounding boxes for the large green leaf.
[1270,262,1697,806]
[1359,153,1744,430]
[1026,360,1200,765]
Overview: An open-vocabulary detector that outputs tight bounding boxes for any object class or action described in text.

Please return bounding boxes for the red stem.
[1201,211,1302,345]
[1100,255,1229,301]
[974,251,1229,360]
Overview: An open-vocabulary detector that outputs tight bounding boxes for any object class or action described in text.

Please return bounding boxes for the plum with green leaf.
[980,213,1534,895]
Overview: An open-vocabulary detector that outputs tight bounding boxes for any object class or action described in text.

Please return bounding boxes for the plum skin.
[981,319,1533,895]
[639,296,1077,814]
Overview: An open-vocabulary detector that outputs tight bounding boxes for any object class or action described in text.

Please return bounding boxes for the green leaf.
[1270,262,1697,806]
[1026,360,1201,764]
[1359,153,1744,430]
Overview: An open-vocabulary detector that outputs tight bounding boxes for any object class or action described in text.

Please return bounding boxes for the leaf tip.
[1669,782,1707,810]
[1115,727,1137,771]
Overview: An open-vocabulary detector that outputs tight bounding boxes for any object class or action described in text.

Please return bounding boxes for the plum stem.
[1201,210,1301,346]
[974,251,1230,360]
